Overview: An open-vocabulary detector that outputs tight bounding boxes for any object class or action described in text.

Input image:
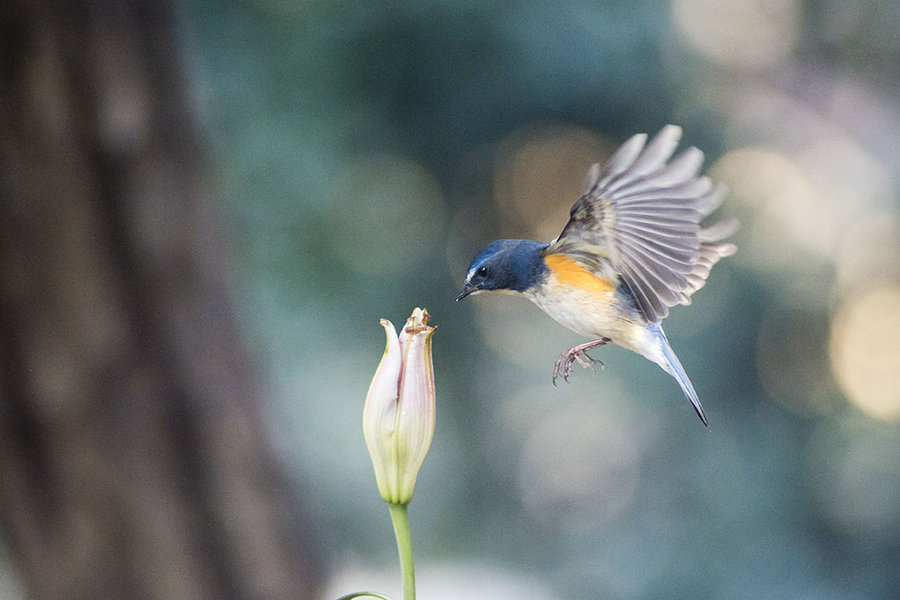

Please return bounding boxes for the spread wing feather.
[544,125,737,323]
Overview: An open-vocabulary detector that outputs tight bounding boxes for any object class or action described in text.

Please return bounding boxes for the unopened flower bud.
[363,308,436,505]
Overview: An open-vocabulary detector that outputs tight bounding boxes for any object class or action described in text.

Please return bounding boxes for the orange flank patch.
[543,254,614,295]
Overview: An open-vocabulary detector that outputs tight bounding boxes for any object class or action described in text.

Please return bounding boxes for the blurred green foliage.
[181,1,900,598]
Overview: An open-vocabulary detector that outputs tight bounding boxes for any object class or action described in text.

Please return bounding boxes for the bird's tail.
[648,323,709,427]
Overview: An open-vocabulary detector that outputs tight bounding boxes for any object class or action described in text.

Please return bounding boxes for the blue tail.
[649,324,709,427]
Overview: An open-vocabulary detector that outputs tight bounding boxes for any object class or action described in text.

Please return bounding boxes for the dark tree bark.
[0,2,324,598]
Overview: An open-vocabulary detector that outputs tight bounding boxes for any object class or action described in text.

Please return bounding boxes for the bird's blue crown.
[465,239,548,293]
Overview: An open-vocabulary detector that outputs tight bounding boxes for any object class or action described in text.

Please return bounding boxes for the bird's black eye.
[476,266,488,278]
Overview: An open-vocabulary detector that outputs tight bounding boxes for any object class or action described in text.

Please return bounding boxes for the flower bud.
[363,308,436,505]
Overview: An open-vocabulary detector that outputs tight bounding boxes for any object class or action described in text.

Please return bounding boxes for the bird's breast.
[527,254,645,345]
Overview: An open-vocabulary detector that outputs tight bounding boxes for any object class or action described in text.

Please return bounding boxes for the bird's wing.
[543,125,737,323]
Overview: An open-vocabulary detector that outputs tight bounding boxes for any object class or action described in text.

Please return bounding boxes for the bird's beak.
[456,282,474,301]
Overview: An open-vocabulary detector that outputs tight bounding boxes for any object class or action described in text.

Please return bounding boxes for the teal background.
[168,2,900,598]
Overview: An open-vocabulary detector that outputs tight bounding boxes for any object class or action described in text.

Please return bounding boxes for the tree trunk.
[0,2,324,598]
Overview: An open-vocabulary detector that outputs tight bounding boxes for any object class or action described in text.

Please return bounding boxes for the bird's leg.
[553,338,611,385]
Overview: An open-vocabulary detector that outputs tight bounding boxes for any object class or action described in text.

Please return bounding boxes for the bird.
[456,125,737,426]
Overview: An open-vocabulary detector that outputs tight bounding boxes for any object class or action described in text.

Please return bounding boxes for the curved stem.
[335,593,393,600]
[388,502,416,600]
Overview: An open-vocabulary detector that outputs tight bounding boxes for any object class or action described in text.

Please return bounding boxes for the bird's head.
[457,239,547,301]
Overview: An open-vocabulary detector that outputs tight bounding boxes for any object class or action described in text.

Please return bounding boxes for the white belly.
[526,281,661,363]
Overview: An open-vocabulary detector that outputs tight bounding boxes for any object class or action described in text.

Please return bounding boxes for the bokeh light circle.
[829,286,900,421]
[672,0,801,69]
[756,307,838,417]
[835,210,900,295]
[493,123,606,242]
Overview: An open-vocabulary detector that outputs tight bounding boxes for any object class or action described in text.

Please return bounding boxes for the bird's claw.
[552,351,601,385]
[551,338,611,386]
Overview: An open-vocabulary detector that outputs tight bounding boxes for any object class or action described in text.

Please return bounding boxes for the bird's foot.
[552,338,611,385]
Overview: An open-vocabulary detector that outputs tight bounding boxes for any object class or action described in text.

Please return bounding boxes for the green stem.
[388,502,416,600]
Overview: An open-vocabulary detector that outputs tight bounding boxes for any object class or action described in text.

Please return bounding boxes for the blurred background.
[3,0,900,599]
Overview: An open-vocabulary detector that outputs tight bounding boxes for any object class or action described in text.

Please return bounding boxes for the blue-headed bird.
[457,125,737,426]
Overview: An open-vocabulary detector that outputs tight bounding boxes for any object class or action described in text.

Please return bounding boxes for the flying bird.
[457,125,737,426]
